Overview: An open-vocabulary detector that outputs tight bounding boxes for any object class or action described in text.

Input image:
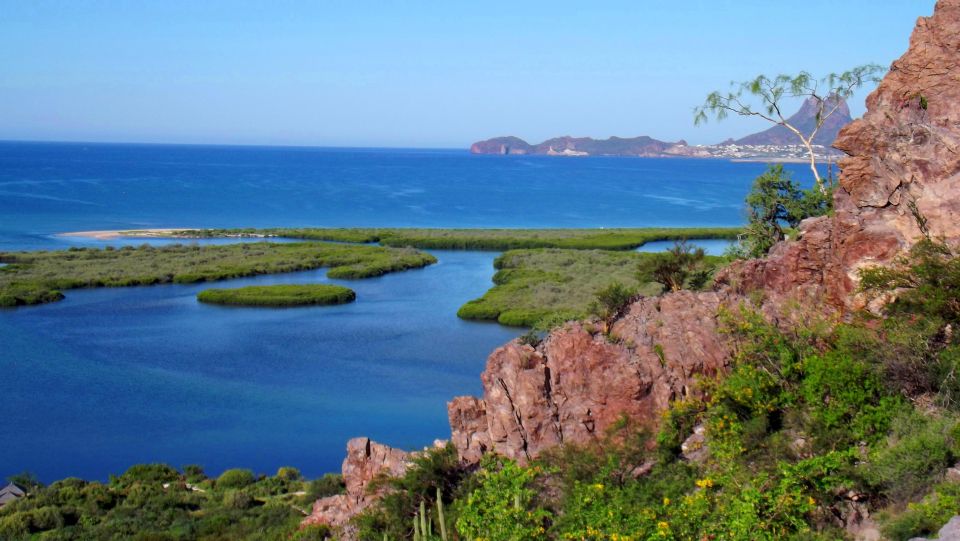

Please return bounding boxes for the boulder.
[301,437,410,534]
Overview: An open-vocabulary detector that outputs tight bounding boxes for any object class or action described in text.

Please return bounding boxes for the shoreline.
[59,228,198,240]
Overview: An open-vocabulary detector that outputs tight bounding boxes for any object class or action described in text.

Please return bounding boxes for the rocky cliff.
[307,0,960,531]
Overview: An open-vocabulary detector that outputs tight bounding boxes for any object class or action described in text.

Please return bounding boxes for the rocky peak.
[735,96,852,147]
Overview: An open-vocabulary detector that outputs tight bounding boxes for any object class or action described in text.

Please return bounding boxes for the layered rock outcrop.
[448,0,960,464]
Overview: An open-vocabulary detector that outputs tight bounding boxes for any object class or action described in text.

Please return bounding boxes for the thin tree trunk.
[803,139,825,194]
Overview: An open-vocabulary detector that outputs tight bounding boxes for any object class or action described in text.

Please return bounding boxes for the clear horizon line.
[0,137,469,152]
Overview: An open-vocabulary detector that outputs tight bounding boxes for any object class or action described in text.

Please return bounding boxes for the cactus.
[436,486,448,541]
[420,500,428,539]
[410,489,450,541]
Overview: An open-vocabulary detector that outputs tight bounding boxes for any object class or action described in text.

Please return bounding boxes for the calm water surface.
[0,142,815,481]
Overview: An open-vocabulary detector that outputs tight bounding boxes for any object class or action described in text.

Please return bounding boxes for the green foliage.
[694,64,884,192]
[801,351,902,449]
[736,165,833,258]
[458,248,722,327]
[861,411,959,502]
[299,474,345,507]
[454,456,550,541]
[639,239,711,292]
[861,239,960,323]
[197,284,356,307]
[0,465,325,541]
[880,482,960,541]
[171,227,743,252]
[216,469,256,489]
[0,242,436,306]
[592,282,636,320]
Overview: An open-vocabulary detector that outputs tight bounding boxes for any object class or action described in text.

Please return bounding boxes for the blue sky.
[0,1,937,148]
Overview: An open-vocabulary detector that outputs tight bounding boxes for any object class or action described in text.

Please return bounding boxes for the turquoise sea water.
[0,142,815,481]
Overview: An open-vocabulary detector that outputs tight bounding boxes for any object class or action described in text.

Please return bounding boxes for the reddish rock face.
[302,437,410,532]
[450,292,733,464]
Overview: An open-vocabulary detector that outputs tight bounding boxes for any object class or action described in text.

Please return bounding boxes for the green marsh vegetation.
[0,465,343,540]
[197,284,356,307]
[169,227,742,251]
[347,239,960,541]
[0,242,436,307]
[457,247,724,328]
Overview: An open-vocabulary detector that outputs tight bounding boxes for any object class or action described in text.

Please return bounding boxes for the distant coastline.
[471,97,850,162]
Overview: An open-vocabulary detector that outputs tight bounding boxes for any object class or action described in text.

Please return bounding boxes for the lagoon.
[0,142,817,482]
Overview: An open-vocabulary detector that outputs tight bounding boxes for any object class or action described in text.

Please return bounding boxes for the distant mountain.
[470,135,683,157]
[734,97,851,146]
[470,97,852,159]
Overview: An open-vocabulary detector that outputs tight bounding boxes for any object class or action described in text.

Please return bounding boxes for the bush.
[881,481,960,540]
[455,457,550,541]
[861,411,959,503]
[217,469,256,489]
[113,464,180,487]
[801,350,902,449]
[592,281,635,320]
[223,489,254,510]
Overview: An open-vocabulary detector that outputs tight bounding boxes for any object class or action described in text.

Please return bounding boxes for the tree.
[646,240,707,292]
[694,65,884,192]
[738,165,830,258]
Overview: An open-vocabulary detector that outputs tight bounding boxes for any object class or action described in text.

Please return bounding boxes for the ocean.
[0,141,816,481]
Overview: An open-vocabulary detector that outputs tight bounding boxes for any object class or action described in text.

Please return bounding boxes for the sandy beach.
[59,228,195,240]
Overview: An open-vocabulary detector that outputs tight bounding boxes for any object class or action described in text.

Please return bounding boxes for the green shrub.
[801,351,902,449]
[223,490,254,510]
[455,457,550,541]
[592,281,636,320]
[217,469,256,489]
[862,411,959,502]
[881,481,960,540]
[112,464,180,487]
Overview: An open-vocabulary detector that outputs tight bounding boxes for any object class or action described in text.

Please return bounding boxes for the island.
[197,284,357,307]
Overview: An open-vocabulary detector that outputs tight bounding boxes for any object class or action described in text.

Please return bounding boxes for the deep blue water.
[0,142,815,482]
